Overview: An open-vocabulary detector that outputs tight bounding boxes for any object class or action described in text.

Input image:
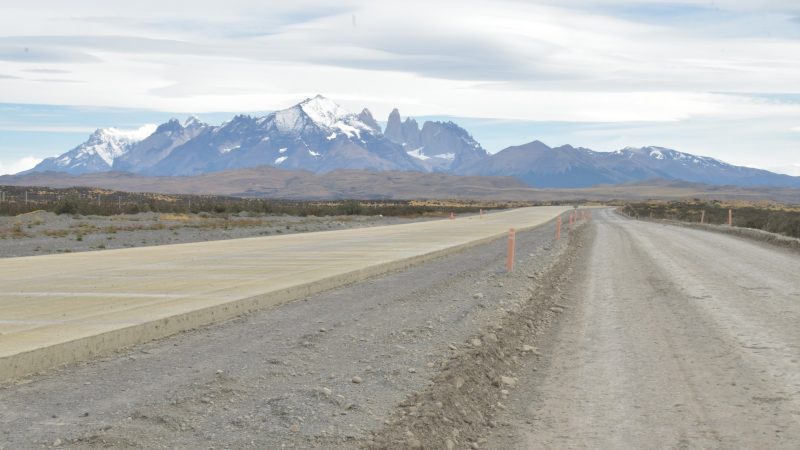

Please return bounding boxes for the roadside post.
[701,210,705,224]
[728,209,733,226]
[556,216,562,240]
[506,228,516,272]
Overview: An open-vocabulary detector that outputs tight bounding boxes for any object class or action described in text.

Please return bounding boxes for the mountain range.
[24,95,800,189]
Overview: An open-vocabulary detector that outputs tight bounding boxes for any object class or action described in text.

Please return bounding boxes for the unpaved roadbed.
[0,211,423,258]
[489,209,800,449]
[0,216,580,448]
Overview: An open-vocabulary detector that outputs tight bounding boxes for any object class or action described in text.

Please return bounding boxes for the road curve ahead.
[520,209,800,449]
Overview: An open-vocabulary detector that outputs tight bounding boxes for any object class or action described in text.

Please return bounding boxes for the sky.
[0,0,799,175]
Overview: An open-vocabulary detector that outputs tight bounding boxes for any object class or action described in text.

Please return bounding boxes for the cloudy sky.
[1,0,799,175]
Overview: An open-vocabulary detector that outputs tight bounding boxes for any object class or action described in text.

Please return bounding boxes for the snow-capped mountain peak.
[299,95,350,126]
[28,124,157,174]
[271,95,375,138]
[184,116,203,127]
[85,125,156,165]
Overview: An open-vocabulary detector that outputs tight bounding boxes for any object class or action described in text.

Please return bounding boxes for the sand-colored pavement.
[0,206,569,382]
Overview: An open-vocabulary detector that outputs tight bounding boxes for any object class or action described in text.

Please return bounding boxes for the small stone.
[322,387,332,397]
[473,293,484,299]
[521,345,541,355]
[470,338,482,347]
[216,369,224,374]
[200,397,211,404]
[289,423,300,432]
[445,439,456,450]
[53,438,63,447]
[351,376,363,384]
[408,368,417,373]
[501,376,517,387]
[483,333,498,343]
[448,343,457,350]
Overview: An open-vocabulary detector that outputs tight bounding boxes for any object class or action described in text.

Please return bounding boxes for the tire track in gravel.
[488,209,800,450]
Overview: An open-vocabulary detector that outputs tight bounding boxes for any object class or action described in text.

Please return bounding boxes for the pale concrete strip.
[0,206,569,382]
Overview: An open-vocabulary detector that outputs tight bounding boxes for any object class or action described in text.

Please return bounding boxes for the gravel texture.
[488,209,800,449]
[0,215,578,449]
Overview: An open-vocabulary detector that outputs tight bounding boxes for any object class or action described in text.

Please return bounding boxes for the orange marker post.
[506,228,516,272]
[556,216,562,240]
[728,209,733,226]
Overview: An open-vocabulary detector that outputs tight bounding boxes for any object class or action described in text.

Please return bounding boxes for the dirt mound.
[366,224,586,449]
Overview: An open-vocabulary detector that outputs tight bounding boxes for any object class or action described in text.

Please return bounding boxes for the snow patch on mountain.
[407,148,430,161]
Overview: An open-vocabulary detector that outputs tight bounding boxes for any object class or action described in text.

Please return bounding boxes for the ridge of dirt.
[366,222,587,450]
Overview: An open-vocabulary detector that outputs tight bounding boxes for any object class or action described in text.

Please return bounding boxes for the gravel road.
[490,209,800,449]
[0,214,577,449]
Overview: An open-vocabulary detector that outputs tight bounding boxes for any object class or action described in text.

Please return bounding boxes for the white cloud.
[0,156,43,175]
[0,0,798,171]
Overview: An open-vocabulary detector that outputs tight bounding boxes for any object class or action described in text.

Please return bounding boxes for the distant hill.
[460,141,800,189]
[3,168,799,203]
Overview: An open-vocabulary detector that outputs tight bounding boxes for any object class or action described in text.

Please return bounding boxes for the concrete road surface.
[0,206,568,382]
[502,209,800,449]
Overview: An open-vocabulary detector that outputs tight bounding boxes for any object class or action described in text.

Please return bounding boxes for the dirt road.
[492,209,800,449]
